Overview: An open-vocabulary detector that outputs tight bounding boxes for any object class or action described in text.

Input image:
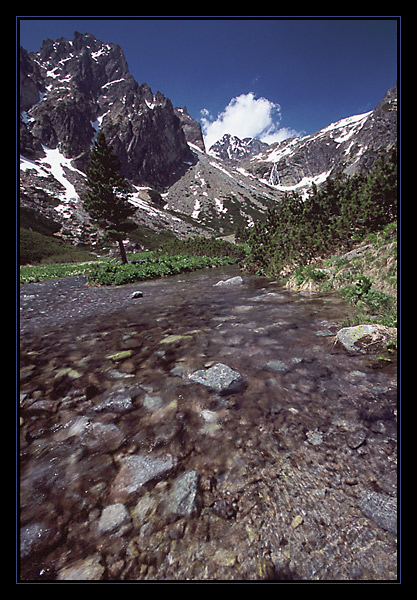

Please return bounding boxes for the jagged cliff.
[20,32,194,190]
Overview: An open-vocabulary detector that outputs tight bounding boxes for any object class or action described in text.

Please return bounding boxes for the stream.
[19,265,397,581]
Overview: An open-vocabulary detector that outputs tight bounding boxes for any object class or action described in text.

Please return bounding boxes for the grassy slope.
[284,222,397,328]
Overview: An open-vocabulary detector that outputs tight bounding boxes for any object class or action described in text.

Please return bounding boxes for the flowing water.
[19,265,397,580]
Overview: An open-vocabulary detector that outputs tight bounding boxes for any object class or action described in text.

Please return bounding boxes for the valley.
[19,29,398,582]
[20,33,396,252]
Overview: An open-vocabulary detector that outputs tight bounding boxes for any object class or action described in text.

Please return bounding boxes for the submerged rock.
[111,453,175,502]
[265,359,289,373]
[98,503,131,535]
[93,388,134,413]
[188,363,245,395]
[164,470,200,521]
[57,554,105,581]
[360,491,397,535]
[336,324,396,355]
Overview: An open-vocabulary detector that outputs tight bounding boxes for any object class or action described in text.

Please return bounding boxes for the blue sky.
[18,17,398,148]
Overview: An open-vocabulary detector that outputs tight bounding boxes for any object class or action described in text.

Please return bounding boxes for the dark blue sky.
[18,17,398,145]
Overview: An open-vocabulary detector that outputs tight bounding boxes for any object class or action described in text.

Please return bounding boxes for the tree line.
[242,146,397,276]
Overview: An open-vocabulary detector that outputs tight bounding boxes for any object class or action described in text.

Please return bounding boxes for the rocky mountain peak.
[240,86,397,196]
[20,32,397,249]
[209,133,268,161]
[20,32,193,190]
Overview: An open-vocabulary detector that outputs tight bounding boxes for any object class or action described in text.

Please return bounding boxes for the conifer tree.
[83,131,136,264]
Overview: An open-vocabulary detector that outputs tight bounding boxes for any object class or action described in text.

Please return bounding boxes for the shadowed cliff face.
[20,32,193,190]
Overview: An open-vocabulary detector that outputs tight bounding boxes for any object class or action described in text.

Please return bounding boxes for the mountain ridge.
[209,134,268,161]
[19,32,397,249]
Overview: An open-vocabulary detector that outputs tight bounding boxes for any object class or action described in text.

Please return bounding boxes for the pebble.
[291,515,304,529]
[213,548,237,567]
[164,470,200,520]
[106,350,134,362]
[306,430,324,446]
[98,503,131,535]
[93,389,134,413]
[265,359,289,373]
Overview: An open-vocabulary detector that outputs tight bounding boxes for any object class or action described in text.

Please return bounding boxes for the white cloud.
[200,92,301,149]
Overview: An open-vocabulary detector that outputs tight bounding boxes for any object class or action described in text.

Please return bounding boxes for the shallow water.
[19,266,397,580]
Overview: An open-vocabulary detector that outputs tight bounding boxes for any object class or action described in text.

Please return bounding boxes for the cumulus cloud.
[200,92,301,149]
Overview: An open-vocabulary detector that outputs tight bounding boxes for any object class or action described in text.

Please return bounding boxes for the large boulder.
[336,324,396,355]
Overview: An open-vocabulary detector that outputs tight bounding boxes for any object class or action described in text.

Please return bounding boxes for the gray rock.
[98,503,131,535]
[20,522,58,558]
[189,363,245,395]
[214,276,243,287]
[360,491,397,535]
[164,470,200,520]
[340,245,372,261]
[265,359,289,373]
[347,429,367,449]
[83,421,126,452]
[336,324,397,355]
[306,430,324,446]
[111,453,175,502]
[93,388,134,413]
[142,394,164,411]
[57,554,105,581]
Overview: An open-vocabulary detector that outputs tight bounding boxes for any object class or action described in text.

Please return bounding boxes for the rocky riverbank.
[20,267,397,580]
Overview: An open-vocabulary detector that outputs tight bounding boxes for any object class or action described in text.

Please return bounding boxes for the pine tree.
[83,131,136,264]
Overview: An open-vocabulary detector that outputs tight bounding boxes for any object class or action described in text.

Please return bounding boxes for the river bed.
[19,265,397,580]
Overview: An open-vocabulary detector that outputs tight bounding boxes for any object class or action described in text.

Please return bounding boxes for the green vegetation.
[244,147,397,277]
[19,241,242,285]
[86,254,238,286]
[242,148,397,327]
[20,228,95,266]
[280,221,397,328]
[20,260,99,284]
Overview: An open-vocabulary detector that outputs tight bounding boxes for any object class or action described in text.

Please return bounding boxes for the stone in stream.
[163,470,201,521]
[214,276,243,287]
[98,503,131,535]
[111,453,176,502]
[92,388,134,413]
[188,363,245,395]
[336,324,396,355]
[360,491,397,535]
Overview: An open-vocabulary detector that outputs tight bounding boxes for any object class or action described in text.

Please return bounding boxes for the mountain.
[209,134,268,161]
[240,86,397,198]
[174,106,206,152]
[20,32,194,190]
[19,32,397,249]
[19,32,281,245]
